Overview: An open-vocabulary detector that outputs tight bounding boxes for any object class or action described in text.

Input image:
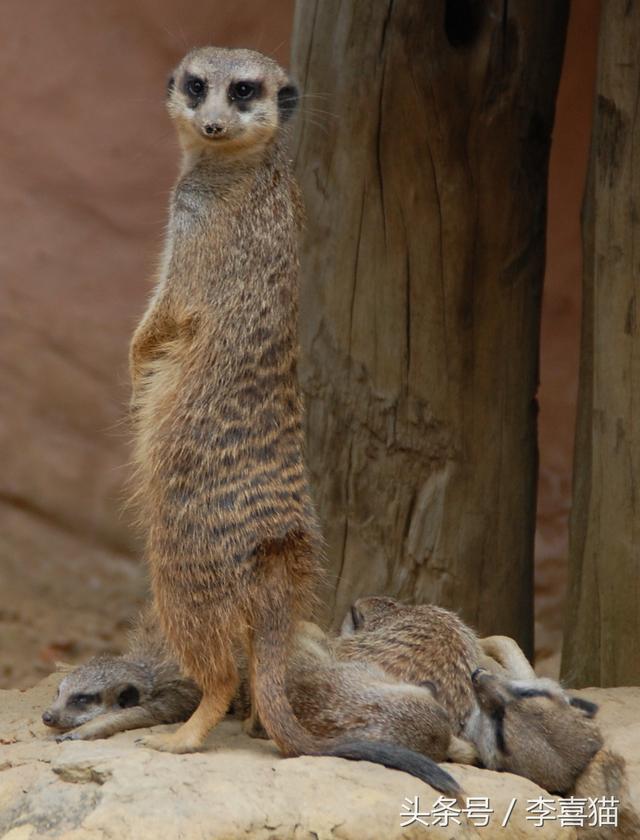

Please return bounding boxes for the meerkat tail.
[251,637,461,795]
[249,603,461,797]
[249,628,319,756]
[324,740,462,798]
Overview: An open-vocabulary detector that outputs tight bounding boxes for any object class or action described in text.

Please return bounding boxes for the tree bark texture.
[562,0,640,687]
[291,0,568,653]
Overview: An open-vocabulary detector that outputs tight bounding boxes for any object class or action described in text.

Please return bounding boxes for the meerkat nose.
[204,123,225,137]
[42,710,56,726]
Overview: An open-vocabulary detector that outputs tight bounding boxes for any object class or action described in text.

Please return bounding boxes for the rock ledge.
[1,676,638,839]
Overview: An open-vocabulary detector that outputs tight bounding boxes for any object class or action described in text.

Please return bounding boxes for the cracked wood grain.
[291,0,569,653]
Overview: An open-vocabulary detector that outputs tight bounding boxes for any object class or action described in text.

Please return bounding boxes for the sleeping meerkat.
[42,606,201,740]
[336,596,482,734]
[467,667,603,793]
[336,594,637,828]
[468,668,640,838]
[43,612,462,796]
[237,620,476,768]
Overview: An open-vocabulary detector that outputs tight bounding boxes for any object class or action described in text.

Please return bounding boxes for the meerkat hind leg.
[240,631,269,739]
[242,671,268,739]
[141,664,238,754]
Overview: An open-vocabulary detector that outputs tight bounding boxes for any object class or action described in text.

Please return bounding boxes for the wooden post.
[562,0,640,687]
[292,0,568,653]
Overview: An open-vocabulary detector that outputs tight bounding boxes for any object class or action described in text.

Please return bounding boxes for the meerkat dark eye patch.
[492,706,509,755]
[569,696,599,718]
[228,80,262,109]
[278,84,299,121]
[231,80,261,99]
[184,74,207,107]
[117,685,141,708]
[69,692,100,707]
[509,687,553,700]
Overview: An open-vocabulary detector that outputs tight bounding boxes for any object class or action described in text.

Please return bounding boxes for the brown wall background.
[536,0,600,674]
[0,1,597,687]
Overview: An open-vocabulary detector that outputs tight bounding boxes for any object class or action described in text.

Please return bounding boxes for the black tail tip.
[325,740,462,798]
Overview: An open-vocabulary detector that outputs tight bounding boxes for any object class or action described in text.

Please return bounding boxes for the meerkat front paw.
[139,731,202,754]
[55,730,83,743]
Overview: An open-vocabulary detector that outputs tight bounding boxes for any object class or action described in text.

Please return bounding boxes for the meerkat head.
[468,668,603,794]
[42,657,152,732]
[340,596,402,636]
[166,47,298,157]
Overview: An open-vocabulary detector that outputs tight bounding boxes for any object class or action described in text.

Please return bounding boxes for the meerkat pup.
[42,606,201,741]
[337,596,482,735]
[337,595,636,817]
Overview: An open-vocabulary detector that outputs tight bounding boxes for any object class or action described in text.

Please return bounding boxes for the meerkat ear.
[117,684,141,708]
[278,83,299,121]
[166,74,176,97]
[569,696,599,718]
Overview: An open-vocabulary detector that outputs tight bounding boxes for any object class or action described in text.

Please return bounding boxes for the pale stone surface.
[8,677,640,839]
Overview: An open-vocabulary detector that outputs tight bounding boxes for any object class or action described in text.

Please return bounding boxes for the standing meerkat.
[130,46,323,757]
[127,46,459,784]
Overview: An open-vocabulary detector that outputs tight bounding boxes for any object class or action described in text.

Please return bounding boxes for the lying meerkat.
[336,596,482,734]
[281,622,461,766]
[467,667,603,793]
[468,667,640,838]
[43,611,461,797]
[45,596,631,816]
[337,595,638,832]
[42,606,201,740]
